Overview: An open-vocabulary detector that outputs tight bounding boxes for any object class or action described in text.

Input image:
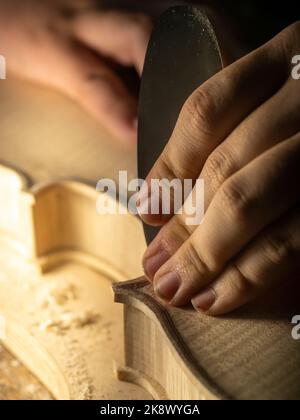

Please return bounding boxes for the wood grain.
[114,278,300,400]
[0,345,53,400]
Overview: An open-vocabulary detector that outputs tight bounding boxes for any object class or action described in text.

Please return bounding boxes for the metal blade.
[138,6,222,244]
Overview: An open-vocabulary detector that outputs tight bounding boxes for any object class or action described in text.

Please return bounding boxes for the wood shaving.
[39,310,100,334]
[40,283,78,308]
[64,339,95,400]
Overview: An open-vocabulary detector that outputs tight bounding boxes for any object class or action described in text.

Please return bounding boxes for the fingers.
[143,218,192,280]
[142,22,300,313]
[192,206,300,315]
[143,77,300,275]
[68,10,153,142]
[201,77,300,203]
[72,10,153,75]
[77,69,138,144]
[139,33,289,225]
[151,133,300,306]
[0,3,152,143]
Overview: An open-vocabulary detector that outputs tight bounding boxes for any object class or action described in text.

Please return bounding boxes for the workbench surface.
[0,345,53,400]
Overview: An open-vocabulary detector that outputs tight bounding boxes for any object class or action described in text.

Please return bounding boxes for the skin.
[0,0,152,145]
[1,1,298,315]
[140,21,300,316]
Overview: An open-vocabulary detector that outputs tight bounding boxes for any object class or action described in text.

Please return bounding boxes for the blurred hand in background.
[0,0,153,145]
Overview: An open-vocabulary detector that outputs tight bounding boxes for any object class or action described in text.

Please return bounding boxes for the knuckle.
[202,148,235,195]
[157,151,185,181]
[230,263,259,295]
[261,233,295,266]
[182,87,216,139]
[218,180,252,223]
[159,217,191,251]
[175,216,194,238]
[185,239,220,276]
[284,21,300,43]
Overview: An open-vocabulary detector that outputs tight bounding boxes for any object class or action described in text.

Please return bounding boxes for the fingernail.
[143,247,170,280]
[154,271,181,302]
[192,289,216,313]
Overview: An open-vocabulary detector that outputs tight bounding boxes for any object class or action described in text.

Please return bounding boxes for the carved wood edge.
[0,162,145,281]
[113,278,228,400]
[5,317,71,400]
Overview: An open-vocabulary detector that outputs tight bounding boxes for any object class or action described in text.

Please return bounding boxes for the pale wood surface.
[0,345,53,400]
[0,248,150,400]
[114,278,300,400]
[0,79,150,400]
[0,79,137,185]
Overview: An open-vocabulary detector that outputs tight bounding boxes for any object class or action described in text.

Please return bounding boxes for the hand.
[0,0,152,144]
[140,22,300,315]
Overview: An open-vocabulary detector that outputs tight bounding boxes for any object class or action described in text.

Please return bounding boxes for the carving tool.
[138,5,222,244]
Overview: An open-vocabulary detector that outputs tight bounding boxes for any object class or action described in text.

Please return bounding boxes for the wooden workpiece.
[0,79,150,400]
[114,278,300,400]
[0,345,53,400]
[1,79,299,401]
